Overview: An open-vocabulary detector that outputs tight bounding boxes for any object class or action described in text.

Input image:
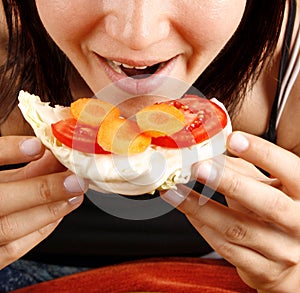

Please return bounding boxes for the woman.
[0,0,300,292]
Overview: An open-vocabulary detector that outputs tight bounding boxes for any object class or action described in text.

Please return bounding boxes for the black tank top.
[262,0,297,143]
[18,0,300,267]
[22,188,224,267]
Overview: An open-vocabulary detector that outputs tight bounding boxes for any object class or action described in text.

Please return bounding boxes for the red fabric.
[12,258,256,293]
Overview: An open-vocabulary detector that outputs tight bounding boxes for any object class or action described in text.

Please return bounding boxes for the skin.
[0,2,7,64]
[35,0,246,93]
[0,136,87,269]
[1,0,300,291]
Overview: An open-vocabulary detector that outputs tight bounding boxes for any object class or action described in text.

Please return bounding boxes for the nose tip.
[104,5,170,50]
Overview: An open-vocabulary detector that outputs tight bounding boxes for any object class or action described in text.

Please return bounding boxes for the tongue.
[121,63,160,79]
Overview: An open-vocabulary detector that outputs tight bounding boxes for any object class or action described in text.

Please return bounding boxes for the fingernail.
[68,195,84,205]
[193,161,217,183]
[160,189,187,207]
[20,138,42,156]
[64,174,88,193]
[229,132,249,153]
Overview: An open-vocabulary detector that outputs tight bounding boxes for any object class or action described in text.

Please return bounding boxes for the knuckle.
[184,198,202,219]
[225,176,242,195]
[224,222,247,242]
[0,190,5,215]
[185,203,198,217]
[294,157,300,170]
[215,241,235,260]
[176,190,202,218]
[244,262,286,286]
[0,216,18,243]
[265,192,289,223]
[37,178,53,202]
[38,222,58,237]
[2,241,22,261]
[47,203,62,219]
[239,264,279,286]
[291,158,300,189]
[280,247,300,267]
[259,265,284,285]
[260,146,273,165]
[257,270,277,285]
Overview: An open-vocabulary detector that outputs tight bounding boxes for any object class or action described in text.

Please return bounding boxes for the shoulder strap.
[262,0,297,143]
[276,21,300,128]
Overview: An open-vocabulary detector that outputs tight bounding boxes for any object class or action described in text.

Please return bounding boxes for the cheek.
[182,0,247,52]
[35,0,99,48]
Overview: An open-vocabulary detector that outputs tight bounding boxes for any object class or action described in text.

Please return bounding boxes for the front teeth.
[107,60,122,74]
[107,59,166,75]
[110,60,148,70]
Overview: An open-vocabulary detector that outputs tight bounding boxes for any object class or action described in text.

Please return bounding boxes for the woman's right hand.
[0,136,88,269]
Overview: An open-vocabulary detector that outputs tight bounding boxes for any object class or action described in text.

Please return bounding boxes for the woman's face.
[36,0,246,96]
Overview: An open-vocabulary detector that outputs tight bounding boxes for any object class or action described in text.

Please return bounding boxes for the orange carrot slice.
[97,117,151,155]
[71,98,120,127]
[136,103,185,137]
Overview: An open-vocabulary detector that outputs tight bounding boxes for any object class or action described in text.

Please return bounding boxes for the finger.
[0,172,88,216]
[0,136,44,166]
[0,196,83,245]
[161,184,300,278]
[218,155,279,184]
[188,204,299,267]
[192,159,300,232]
[0,219,61,270]
[0,150,66,182]
[189,220,283,289]
[227,131,300,195]
[162,185,298,262]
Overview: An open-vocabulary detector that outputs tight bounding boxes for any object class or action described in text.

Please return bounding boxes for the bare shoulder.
[276,72,300,156]
[274,0,300,155]
[234,1,300,156]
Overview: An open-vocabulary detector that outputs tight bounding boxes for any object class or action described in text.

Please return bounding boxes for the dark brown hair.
[0,0,286,124]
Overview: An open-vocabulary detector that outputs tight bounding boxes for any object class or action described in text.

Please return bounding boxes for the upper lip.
[96,54,175,68]
[105,57,168,67]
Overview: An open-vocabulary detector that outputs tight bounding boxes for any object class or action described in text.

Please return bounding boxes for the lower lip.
[96,54,178,95]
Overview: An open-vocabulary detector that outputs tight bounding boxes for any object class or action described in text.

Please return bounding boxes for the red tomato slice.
[151,95,228,148]
[51,118,110,154]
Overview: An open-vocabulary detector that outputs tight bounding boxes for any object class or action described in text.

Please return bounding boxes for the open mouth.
[99,55,178,94]
[107,59,166,79]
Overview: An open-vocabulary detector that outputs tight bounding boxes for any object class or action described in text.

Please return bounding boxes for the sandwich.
[18,90,232,195]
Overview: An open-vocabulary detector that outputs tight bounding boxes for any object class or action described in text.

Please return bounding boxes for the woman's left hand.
[161,131,300,292]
